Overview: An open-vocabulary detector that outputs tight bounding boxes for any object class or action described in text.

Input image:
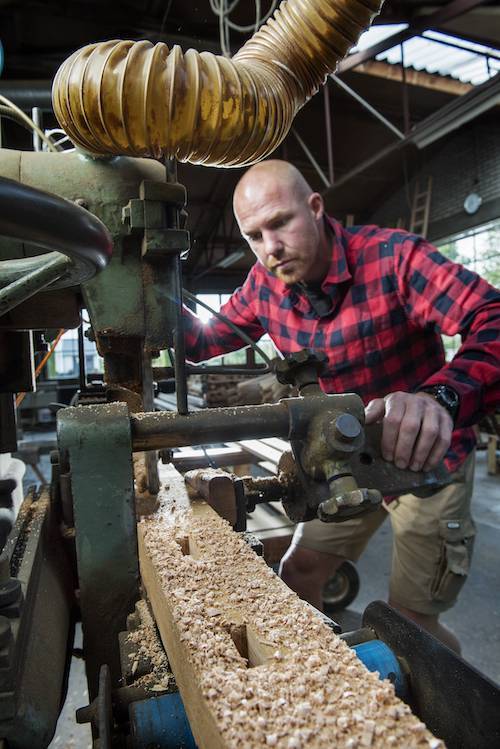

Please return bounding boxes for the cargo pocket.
[431,518,476,604]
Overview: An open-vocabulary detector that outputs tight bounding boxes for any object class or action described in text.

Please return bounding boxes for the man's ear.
[308,192,324,220]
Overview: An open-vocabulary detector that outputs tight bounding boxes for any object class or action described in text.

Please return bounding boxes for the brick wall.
[368,120,500,240]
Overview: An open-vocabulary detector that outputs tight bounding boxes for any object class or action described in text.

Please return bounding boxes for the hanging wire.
[160,0,174,34]
[183,288,272,366]
[210,0,279,57]
[0,95,59,153]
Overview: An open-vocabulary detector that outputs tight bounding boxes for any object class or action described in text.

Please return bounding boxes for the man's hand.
[365,392,453,472]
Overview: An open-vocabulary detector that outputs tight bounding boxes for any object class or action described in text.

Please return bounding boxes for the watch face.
[464,192,482,215]
[435,385,459,414]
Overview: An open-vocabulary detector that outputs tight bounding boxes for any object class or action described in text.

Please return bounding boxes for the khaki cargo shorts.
[292,452,476,615]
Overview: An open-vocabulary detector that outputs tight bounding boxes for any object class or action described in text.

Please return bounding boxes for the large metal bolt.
[333,413,362,443]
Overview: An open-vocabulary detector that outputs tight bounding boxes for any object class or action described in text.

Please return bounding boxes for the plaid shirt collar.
[263,216,352,314]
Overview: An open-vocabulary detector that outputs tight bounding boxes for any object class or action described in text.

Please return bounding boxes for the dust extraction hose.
[52,0,383,166]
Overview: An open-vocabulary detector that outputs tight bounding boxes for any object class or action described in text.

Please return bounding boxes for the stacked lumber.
[188,373,257,408]
[138,466,444,749]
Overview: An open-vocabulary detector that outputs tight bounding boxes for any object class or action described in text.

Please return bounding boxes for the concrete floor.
[20,444,500,746]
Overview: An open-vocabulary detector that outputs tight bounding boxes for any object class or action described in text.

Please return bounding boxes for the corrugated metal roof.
[351,25,500,86]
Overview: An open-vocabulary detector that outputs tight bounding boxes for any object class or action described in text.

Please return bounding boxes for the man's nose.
[263,230,283,256]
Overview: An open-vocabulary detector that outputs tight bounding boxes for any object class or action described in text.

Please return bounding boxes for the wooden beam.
[353,60,472,95]
[138,465,443,749]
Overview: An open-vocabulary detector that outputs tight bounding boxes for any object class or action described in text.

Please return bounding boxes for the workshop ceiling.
[1,0,499,286]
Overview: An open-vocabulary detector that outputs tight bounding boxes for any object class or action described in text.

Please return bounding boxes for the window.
[437,219,500,360]
[46,320,103,379]
[195,293,276,366]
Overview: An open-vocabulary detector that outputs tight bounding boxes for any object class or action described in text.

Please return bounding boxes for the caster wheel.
[322,560,360,613]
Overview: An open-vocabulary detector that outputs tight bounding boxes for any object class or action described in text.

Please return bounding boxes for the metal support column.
[58,401,138,699]
[323,82,335,185]
[291,129,331,188]
[165,158,189,415]
[400,43,411,135]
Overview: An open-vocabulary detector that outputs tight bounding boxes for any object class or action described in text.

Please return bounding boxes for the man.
[183,160,500,652]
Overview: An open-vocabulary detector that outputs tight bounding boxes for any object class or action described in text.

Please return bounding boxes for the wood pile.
[188,373,256,408]
[138,465,445,749]
[188,371,292,408]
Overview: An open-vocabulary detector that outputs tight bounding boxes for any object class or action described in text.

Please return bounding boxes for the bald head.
[232,160,331,286]
[233,160,313,218]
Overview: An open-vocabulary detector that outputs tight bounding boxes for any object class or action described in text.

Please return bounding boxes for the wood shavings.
[125,599,174,692]
[138,465,446,749]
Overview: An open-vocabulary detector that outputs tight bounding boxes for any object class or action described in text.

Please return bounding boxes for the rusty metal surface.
[351,423,451,497]
[131,403,291,451]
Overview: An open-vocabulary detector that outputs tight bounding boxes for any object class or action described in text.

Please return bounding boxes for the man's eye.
[248,234,261,242]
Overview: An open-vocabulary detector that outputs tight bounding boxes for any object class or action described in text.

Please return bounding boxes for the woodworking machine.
[0,149,499,749]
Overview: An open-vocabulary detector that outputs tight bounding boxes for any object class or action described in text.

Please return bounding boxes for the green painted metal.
[0,252,71,316]
[57,401,138,699]
[123,178,189,351]
[0,148,167,342]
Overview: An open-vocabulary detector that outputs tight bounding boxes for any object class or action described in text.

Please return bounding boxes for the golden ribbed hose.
[52,0,383,166]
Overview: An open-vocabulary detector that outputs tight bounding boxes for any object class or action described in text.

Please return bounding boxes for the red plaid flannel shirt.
[184,218,500,472]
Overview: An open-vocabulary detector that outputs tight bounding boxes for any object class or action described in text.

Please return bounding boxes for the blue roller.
[130,641,407,747]
[353,639,408,699]
[130,692,196,749]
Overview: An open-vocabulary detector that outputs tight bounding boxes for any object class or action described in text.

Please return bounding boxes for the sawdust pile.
[125,599,174,692]
[140,469,445,749]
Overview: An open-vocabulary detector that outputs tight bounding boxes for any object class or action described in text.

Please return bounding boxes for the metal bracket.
[122,180,190,259]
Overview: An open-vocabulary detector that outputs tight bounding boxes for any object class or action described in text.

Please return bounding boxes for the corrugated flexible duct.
[52,0,383,166]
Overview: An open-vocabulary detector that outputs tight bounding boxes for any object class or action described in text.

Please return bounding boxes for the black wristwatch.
[419,384,460,423]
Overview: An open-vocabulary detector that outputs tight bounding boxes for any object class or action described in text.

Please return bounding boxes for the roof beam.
[353,60,473,95]
[429,26,500,54]
[322,71,500,199]
[338,0,489,73]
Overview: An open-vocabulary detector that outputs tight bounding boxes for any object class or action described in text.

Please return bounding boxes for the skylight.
[350,25,500,86]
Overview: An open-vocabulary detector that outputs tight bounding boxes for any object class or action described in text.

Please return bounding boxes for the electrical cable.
[211,0,279,57]
[160,0,174,34]
[226,0,278,32]
[0,95,59,153]
[182,288,272,366]
[0,106,35,130]
[0,106,64,151]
